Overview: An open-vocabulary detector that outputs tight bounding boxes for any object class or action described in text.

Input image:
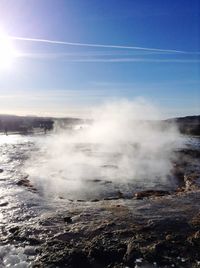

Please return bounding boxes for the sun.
[0,34,17,70]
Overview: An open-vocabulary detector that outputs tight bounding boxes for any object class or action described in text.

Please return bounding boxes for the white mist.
[25,99,180,199]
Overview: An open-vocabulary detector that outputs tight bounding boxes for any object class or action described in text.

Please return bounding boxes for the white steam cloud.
[26,99,180,199]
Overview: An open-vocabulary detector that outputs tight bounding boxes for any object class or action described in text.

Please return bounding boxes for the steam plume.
[26,99,180,199]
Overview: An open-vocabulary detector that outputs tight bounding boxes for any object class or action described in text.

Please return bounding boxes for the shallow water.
[0,134,199,267]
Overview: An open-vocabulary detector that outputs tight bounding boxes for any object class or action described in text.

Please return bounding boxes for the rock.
[176,186,185,194]
[24,246,36,256]
[68,249,91,268]
[134,190,170,199]
[165,234,173,241]
[117,191,124,198]
[194,231,200,239]
[63,216,72,224]
[17,178,31,186]
[9,226,20,234]
[89,246,125,265]
[36,247,90,268]
[90,179,102,183]
[178,149,200,158]
[176,173,200,193]
[190,213,200,228]
[143,241,171,263]
[16,177,37,192]
[90,199,100,202]
[88,236,126,266]
[53,232,80,241]
[123,240,141,264]
[101,165,118,169]
[103,180,112,184]
[143,217,191,233]
[188,231,200,246]
[103,197,120,200]
[0,168,3,173]
[0,201,9,207]
[184,174,200,191]
[27,237,41,245]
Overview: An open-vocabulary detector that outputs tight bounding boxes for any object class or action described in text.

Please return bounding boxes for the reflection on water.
[0,134,199,267]
[0,134,199,199]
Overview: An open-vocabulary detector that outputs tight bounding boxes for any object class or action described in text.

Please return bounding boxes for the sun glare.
[0,33,17,70]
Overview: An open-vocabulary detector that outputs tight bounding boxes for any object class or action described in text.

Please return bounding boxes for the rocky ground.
[0,136,200,267]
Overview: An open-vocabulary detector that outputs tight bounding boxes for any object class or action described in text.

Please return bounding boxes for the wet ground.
[0,134,200,268]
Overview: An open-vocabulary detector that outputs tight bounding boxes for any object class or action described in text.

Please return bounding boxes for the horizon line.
[0,112,199,121]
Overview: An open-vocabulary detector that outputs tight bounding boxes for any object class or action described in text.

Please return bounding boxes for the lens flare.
[0,33,17,70]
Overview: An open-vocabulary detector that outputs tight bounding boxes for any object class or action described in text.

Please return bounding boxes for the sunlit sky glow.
[0,0,199,118]
[0,32,18,70]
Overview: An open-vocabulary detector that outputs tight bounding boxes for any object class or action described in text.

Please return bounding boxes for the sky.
[0,0,199,118]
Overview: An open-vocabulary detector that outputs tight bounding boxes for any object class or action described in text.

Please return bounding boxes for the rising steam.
[25,99,180,199]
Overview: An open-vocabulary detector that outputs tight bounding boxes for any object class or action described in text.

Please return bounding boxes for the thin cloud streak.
[16,53,199,63]
[10,35,186,54]
[17,50,175,59]
[63,58,200,63]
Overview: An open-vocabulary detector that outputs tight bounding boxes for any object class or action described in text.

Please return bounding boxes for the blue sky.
[0,0,199,118]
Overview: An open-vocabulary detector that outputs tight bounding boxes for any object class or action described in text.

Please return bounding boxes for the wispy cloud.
[0,89,109,117]
[59,57,200,63]
[17,50,175,59]
[10,35,187,54]
[0,89,109,101]
[90,79,200,88]
[16,52,200,64]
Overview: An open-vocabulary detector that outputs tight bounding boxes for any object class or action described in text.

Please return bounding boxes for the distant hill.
[166,115,200,136]
[0,114,90,134]
[0,114,199,136]
[0,115,54,134]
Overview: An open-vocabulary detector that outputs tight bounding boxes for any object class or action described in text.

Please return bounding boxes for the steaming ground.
[0,109,200,267]
[26,100,181,199]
